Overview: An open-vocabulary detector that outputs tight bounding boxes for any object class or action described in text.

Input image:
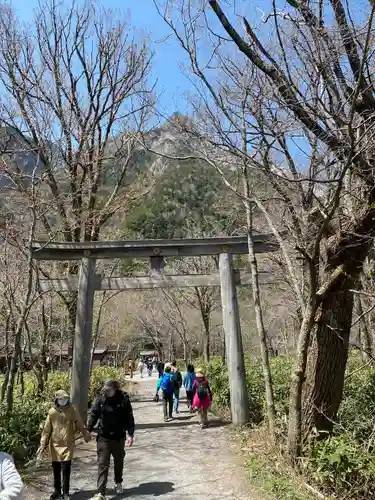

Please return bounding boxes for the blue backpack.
[161,374,173,394]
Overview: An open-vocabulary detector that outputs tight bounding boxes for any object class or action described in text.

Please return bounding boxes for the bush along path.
[22,374,256,500]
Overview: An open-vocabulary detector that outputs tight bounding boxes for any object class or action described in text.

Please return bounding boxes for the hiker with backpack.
[183,364,196,412]
[87,380,135,500]
[156,364,174,422]
[171,361,183,414]
[192,368,212,429]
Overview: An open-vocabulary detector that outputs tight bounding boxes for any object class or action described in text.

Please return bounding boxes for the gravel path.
[23,373,254,500]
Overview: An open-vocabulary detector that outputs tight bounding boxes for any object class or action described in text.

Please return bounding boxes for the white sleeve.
[0,456,23,499]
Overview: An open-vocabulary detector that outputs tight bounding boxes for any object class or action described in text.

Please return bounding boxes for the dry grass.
[234,426,326,500]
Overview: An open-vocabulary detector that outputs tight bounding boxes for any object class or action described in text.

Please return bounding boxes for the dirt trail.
[23,374,256,500]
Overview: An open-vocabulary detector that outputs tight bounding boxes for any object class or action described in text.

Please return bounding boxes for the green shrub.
[88,366,128,402]
[0,400,50,463]
[199,354,375,498]
[0,366,128,464]
[199,357,230,411]
[305,434,375,497]
[200,355,291,428]
[338,357,375,442]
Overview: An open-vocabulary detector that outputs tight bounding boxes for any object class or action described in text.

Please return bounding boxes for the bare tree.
[158,0,375,459]
[0,0,154,338]
[0,168,41,410]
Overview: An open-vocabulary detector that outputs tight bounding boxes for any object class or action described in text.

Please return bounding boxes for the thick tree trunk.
[303,281,354,437]
[1,362,10,402]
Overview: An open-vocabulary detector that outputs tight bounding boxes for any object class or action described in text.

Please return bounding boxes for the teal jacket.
[156,372,174,393]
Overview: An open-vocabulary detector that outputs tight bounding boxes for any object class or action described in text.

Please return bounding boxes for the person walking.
[156,361,164,379]
[171,361,182,414]
[37,390,90,500]
[87,380,135,500]
[0,451,23,499]
[156,365,174,422]
[152,356,157,371]
[183,364,196,412]
[147,359,153,377]
[192,368,212,429]
[138,359,144,378]
[128,359,134,379]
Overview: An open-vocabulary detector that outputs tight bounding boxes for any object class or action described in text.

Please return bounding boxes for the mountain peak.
[163,112,191,131]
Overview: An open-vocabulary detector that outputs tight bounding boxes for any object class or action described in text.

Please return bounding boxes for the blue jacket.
[156,372,174,394]
[183,371,196,391]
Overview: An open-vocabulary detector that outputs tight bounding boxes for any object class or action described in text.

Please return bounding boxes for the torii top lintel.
[30,235,278,261]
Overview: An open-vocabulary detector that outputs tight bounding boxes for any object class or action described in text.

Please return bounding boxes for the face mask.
[58,398,68,407]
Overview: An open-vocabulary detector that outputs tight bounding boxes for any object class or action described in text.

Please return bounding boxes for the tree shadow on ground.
[121,481,175,497]
[132,397,187,404]
[136,420,198,430]
[72,481,175,499]
[136,417,227,430]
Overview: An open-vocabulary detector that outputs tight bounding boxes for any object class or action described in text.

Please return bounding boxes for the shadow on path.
[72,481,175,499]
[136,420,197,430]
[136,418,228,430]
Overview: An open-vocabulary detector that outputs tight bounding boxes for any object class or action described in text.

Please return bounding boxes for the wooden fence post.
[219,252,250,425]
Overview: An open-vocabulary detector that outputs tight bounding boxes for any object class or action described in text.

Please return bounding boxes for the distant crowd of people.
[127,356,158,379]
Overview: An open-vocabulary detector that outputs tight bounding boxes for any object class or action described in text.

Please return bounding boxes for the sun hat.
[195,367,204,378]
[55,390,70,399]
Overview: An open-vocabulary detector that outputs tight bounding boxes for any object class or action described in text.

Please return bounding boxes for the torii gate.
[31,235,278,425]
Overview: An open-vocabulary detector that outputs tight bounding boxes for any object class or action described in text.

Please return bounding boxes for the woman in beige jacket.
[38,390,90,500]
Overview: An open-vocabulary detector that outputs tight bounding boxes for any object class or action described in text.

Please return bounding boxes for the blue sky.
[11,0,193,118]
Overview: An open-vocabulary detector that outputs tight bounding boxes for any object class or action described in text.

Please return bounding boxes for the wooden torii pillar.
[32,236,278,425]
[71,257,97,419]
[219,253,249,424]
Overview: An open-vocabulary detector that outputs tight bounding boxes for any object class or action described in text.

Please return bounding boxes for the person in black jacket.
[87,380,135,500]
[157,361,164,379]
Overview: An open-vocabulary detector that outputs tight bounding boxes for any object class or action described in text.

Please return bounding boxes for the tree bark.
[67,293,77,350]
[202,310,210,362]
[1,314,11,402]
[244,193,276,437]
[303,281,355,437]
[287,292,317,459]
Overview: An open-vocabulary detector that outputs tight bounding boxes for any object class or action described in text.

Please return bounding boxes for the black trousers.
[97,436,125,495]
[162,391,173,419]
[52,460,71,496]
[186,390,194,408]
